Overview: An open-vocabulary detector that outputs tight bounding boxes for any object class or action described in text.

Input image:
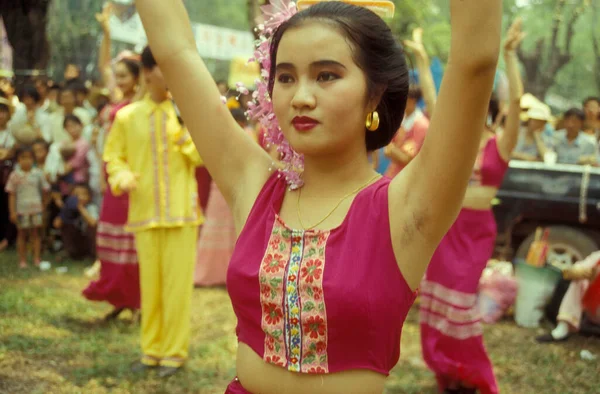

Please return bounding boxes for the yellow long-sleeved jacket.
[103,95,204,232]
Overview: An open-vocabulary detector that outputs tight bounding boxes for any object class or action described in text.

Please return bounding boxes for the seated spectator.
[512,105,552,161]
[53,182,98,260]
[537,251,600,343]
[551,108,597,165]
[582,97,600,143]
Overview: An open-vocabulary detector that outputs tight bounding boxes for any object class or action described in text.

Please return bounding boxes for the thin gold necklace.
[296,174,381,231]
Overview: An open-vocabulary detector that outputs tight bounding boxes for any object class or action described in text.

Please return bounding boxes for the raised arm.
[389,0,502,289]
[497,19,525,161]
[404,28,437,116]
[96,4,116,100]
[134,0,272,222]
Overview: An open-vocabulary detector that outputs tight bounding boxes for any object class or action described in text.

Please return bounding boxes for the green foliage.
[41,0,597,101]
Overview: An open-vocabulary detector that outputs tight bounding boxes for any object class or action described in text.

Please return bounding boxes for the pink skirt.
[83,186,140,309]
[420,208,499,394]
[194,182,236,287]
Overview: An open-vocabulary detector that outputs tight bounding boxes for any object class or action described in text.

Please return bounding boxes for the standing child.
[5,146,50,268]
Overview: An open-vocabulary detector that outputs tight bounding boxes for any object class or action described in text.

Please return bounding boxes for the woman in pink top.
[384,85,429,178]
[136,0,502,392]
[82,4,142,321]
[418,21,525,394]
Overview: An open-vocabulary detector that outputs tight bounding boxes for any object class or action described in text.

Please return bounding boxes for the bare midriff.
[462,186,500,211]
[236,342,387,394]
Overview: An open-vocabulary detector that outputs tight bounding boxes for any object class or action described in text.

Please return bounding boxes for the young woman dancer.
[135,0,502,392]
[82,4,142,321]
[418,19,525,394]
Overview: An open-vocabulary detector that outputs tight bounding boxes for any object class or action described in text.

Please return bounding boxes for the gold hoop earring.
[366,111,380,132]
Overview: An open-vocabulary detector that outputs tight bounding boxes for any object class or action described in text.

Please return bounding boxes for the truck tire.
[515,226,598,267]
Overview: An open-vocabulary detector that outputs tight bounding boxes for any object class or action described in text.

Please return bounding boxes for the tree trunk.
[516,0,587,100]
[0,0,51,87]
[592,1,600,92]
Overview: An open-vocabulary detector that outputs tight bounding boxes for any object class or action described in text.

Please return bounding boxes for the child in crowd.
[32,138,49,170]
[5,146,50,268]
[53,182,98,260]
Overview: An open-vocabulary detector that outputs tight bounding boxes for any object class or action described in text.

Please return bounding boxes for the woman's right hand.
[403,28,427,59]
[96,3,112,32]
[9,212,17,225]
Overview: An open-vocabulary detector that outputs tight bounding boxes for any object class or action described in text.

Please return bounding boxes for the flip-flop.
[535,333,571,343]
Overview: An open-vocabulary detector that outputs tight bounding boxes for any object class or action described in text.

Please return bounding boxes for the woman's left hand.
[504,18,526,53]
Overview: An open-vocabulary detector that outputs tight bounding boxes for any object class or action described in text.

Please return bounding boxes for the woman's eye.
[317,72,339,82]
[277,74,294,84]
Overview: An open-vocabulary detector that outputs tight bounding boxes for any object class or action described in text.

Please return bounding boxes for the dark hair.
[488,93,500,126]
[583,96,600,107]
[563,108,585,122]
[63,114,83,128]
[231,108,248,125]
[16,145,34,159]
[66,81,89,96]
[19,84,42,103]
[0,103,9,113]
[73,181,92,195]
[407,85,422,101]
[49,84,61,92]
[141,46,157,70]
[117,58,142,80]
[268,2,409,151]
[32,138,49,150]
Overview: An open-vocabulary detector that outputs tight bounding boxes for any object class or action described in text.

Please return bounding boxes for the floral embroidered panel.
[259,217,330,373]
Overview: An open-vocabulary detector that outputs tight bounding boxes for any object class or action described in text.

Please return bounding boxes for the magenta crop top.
[227,172,416,376]
[469,137,509,188]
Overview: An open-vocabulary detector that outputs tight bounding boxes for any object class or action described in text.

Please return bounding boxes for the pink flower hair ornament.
[235,0,395,190]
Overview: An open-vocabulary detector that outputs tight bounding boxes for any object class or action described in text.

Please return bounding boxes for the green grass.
[0,249,598,393]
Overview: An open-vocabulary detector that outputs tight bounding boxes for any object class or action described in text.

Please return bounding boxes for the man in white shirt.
[9,85,53,144]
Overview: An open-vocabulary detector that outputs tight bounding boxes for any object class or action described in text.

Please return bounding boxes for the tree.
[517,0,590,100]
[0,0,51,86]
[592,0,600,92]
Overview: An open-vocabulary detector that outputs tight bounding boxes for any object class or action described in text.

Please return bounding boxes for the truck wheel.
[515,226,598,267]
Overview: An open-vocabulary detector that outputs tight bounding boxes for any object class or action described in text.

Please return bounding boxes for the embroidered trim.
[97,248,138,265]
[150,112,161,221]
[259,218,330,373]
[298,231,329,373]
[284,230,304,372]
[161,112,171,220]
[419,294,480,325]
[96,235,136,251]
[420,280,478,309]
[126,216,200,231]
[97,221,130,236]
[420,310,483,340]
[260,220,292,369]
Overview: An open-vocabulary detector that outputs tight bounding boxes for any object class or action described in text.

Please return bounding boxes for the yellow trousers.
[134,226,198,367]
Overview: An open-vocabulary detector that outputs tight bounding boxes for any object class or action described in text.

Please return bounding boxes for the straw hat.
[524,105,551,122]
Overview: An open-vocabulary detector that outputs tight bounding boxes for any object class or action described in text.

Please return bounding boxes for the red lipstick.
[292,116,319,132]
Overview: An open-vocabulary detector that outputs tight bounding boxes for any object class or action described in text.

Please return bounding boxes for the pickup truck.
[493,161,600,266]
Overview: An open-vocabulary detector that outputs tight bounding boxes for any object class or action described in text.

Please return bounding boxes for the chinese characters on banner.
[109,13,254,61]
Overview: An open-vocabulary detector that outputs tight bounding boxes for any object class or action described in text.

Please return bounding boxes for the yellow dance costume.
[104,95,204,368]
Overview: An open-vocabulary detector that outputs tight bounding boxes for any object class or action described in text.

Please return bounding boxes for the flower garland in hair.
[236,0,303,189]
